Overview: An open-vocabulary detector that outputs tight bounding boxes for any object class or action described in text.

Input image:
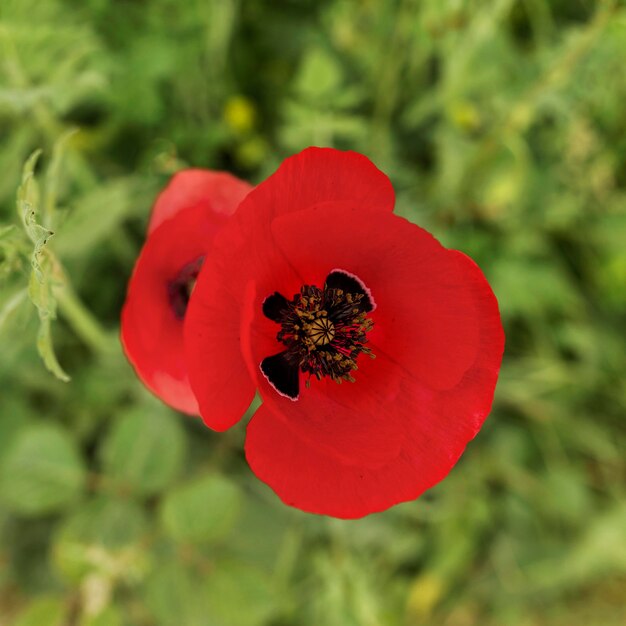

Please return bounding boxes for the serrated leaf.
[36,314,70,382]
[17,149,69,381]
[18,150,54,274]
[100,409,186,497]
[160,474,242,545]
[0,424,86,516]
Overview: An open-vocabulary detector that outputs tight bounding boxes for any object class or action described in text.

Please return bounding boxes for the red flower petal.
[242,303,405,468]
[122,169,251,414]
[245,403,414,518]
[268,203,481,390]
[182,270,258,430]
[236,271,404,467]
[234,147,394,229]
[234,203,499,471]
[148,169,251,234]
[122,205,210,414]
[245,248,503,518]
[184,234,304,430]
[431,251,504,433]
[184,149,394,429]
[182,148,503,517]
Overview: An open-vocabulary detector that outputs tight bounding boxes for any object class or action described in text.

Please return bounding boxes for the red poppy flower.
[121,169,252,414]
[184,147,504,518]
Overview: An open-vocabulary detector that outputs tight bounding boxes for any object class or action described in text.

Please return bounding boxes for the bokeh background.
[1,0,625,625]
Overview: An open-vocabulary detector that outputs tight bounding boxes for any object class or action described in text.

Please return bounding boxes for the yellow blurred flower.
[224,96,256,134]
[449,101,481,132]
[407,573,445,620]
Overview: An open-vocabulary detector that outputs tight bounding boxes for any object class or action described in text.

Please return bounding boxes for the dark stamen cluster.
[261,269,376,399]
[277,284,374,385]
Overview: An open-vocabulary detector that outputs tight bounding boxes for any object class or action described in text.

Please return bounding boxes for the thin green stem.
[54,280,112,355]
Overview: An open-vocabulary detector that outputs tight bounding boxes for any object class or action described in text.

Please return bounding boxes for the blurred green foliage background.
[1,0,625,624]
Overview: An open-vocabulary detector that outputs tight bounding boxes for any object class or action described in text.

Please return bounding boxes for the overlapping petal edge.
[121,169,252,415]
[184,147,504,518]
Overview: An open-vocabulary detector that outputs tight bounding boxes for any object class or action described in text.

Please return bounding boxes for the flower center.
[307,316,335,346]
[168,256,204,320]
[260,269,376,400]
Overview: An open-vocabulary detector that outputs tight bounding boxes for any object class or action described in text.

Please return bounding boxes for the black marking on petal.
[325,269,375,312]
[260,272,376,397]
[262,292,290,322]
[167,256,204,320]
[260,352,299,400]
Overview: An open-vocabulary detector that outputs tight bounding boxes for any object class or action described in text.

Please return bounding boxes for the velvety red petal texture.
[122,169,251,414]
[184,149,394,430]
[236,147,395,230]
[241,300,405,469]
[182,147,504,517]
[122,206,211,414]
[148,169,252,234]
[270,204,480,390]
[245,243,504,518]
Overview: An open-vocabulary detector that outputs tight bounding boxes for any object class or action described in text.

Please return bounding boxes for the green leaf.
[295,47,343,98]
[53,178,151,258]
[143,563,207,626]
[160,474,242,544]
[14,596,66,626]
[100,409,186,496]
[204,561,277,626]
[17,149,69,382]
[17,150,49,273]
[228,495,290,569]
[0,424,86,516]
[53,496,148,584]
[34,310,70,383]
